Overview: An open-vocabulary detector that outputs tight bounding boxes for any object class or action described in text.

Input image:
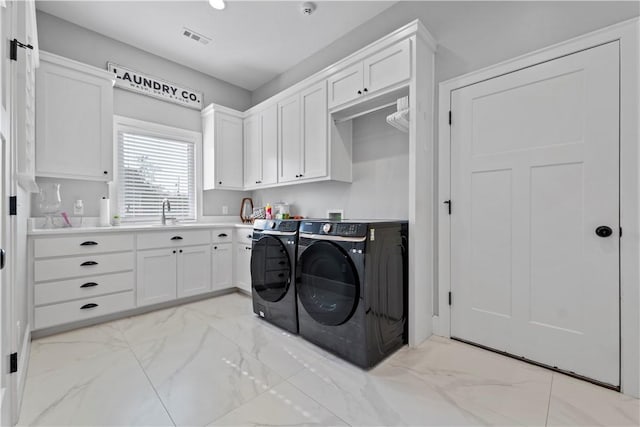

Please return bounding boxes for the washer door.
[297,241,359,326]
[251,236,292,303]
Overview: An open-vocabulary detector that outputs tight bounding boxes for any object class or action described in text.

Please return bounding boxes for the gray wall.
[252,1,640,104]
[33,11,252,217]
[252,106,408,219]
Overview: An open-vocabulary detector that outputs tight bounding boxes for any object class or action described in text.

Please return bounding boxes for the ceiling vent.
[182,27,212,45]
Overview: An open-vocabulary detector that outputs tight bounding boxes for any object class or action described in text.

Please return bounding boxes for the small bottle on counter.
[265,203,272,220]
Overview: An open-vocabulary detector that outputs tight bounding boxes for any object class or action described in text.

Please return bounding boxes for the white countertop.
[28,221,254,236]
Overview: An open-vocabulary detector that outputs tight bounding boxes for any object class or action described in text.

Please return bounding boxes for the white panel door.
[177,245,212,298]
[451,42,620,386]
[278,94,301,183]
[212,243,232,291]
[136,249,176,306]
[300,81,328,180]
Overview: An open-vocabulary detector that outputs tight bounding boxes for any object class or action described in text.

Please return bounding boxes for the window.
[115,118,199,222]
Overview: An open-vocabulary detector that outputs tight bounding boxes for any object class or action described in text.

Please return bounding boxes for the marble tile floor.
[18,292,639,426]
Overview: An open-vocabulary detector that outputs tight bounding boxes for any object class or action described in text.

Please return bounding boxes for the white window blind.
[118,131,195,221]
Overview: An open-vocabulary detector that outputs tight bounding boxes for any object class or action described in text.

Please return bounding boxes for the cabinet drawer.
[34,234,133,258]
[34,252,134,282]
[35,272,134,306]
[212,228,233,244]
[34,291,134,330]
[137,230,211,250]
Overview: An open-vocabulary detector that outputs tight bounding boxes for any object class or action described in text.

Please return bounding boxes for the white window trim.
[111,116,203,223]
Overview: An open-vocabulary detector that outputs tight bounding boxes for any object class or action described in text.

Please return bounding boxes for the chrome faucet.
[162,198,171,225]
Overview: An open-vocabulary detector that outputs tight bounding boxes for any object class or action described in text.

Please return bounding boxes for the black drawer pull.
[80,241,98,246]
[247,235,252,239]
[171,236,183,240]
[218,233,228,238]
[81,261,98,266]
[80,282,99,288]
[246,246,251,250]
[80,303,98,310]
[279,261,286,265]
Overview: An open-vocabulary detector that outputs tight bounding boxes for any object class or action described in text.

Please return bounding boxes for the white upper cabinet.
[278,93,302,183]
[328,39,411,109]
[244,104,277,189]
[300,81,328,180]
[35,52,114,181]
[278,81,328,184]
[326,62,363,110]
[202,105,244,190]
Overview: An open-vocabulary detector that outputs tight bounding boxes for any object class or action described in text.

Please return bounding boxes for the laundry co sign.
[107,62,203,110]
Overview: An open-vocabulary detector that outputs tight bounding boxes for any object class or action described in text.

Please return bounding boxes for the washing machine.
[296,220,408,368]
[251,219,299,334]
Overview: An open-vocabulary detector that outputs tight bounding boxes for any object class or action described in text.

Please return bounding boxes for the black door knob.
[595,226,613,238]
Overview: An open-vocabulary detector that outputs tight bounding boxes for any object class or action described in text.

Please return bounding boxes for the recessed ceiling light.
[209,0,225,10]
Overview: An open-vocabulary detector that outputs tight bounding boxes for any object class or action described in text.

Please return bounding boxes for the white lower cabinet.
[212,243,233,291]
[236,244,252,293]
[177,245,212,298]
[136,248,178,307]
[137,244,213,306]
[30,226,248,331]
[31,232,135,330]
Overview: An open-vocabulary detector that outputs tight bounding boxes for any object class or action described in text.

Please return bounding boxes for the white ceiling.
[36,0,396,90]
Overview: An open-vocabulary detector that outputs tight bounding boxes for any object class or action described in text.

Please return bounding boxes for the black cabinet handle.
[80,241,98,246]
[363,88,368,92]
[80,282,99,288]
[357,90,362,95]
[218,233,228,237]
[299,174,304,177]
[80,261,98,266]
[278,273,285,278]
[247,234,252,239]
[279,261,286,265]
[172,250,176,254]
[103,171,108,175]
[214,246,218,250]
[246,246,251,250]
[170,236,183,240]
[179,249,183,253]
[80,303,98,310]
[218,181,222,185]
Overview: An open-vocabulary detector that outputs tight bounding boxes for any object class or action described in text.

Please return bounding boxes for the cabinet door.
[212,243,233,291]
[260,104,278,186]
[36,59,113,180]
[215,112,244,189]
[177,245,212,298]
[136,249,176,307]
[235,244,252,293]
[243,113,262,187]
[327,62,363,109]
[300,82,328,180]
[277,94,301,183]
[363,38,411,95]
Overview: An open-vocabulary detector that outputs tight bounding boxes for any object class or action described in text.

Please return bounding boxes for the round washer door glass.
[251,236,292,302]
[297,241,359,326]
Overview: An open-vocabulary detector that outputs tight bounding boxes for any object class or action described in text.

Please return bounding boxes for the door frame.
[436,17,640,397]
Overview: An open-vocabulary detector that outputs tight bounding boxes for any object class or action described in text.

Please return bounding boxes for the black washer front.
[297,241,359,326]
[251,235,292,303]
